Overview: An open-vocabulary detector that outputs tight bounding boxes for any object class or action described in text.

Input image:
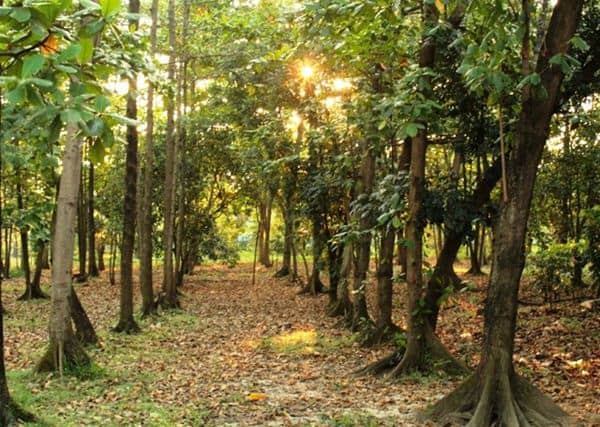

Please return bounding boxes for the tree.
[425,1,585,424]
[138,0,159,316]
[113,0,141,334]
[159,0,180,309]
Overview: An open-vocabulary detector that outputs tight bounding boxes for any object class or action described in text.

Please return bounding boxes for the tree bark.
[87,163,98,277]
[76,168,87,282]
[159,0,180,309]
[349,138,376,331]
[19,240,48,300]
[37,122,90,373]
[138,0,159,316]
[16,179,33,299]
[425,1,583,424]
[114,0,141,334]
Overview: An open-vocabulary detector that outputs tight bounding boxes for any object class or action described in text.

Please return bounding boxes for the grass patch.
[255,329,354,356]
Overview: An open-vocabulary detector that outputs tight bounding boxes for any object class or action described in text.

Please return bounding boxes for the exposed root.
[157,293,181,310]
[17,287,49,301]
[354,349,405,377]
[298,274,325,295]
[112,317,141,334]
[421,372,574,426]
[387,332,467,380]
[360,323,402,348]
[0,400,36,426]
[36,335,90,373]
[274,266,290,278]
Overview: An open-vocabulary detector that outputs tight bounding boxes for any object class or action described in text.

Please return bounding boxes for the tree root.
[36,335,90,373]
[274,266,290,278]
[360,323,402,348]
[421,372,573,426]
[157,293,181,310]
[354,349,405,377]
[17,287,49,301]
[112,317,141,334]
[357,331,467,380]
[298,274,326,296]
[387,332,467,379]
[0,399,36,426]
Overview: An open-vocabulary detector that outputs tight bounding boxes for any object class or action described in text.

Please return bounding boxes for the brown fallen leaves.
[1,261,599,426]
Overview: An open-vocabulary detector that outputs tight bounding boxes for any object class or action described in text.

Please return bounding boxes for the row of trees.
[1,0,599,425]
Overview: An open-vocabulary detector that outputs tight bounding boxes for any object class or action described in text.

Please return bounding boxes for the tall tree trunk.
[383,5,463,378]
[362,227,400,347]
[425,2,583,424]
[37,122,90,373]
[350,138,375,331]
[76,168,87,282]
[2,229,9,279]
[138,0,159,316]
[258,197,273,267]
[159,0,180,309]
[114,0,141,334]
[275,202,293,278]
[87,163,98,277]
[328,242,354,320]
[97,242,105,272]
[16,179,32,299]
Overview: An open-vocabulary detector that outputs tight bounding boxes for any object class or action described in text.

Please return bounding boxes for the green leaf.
[99,0,121,18]
[392,216,402,229]
[78,37,94,64]
[10,8,31,23]
[57,43,81,61]
[93,95,110,112]
[61,108,83,123]
[405,123,419,138]
[570,35,589,52]
[6,85,26,104]
[21,54,45,78]
[22,78,53,88]
[377,120,386,131]
[89,140,106,163]
[80,0,101,10]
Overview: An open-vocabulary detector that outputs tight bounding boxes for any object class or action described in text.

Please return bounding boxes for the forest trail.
[2,263,599,426]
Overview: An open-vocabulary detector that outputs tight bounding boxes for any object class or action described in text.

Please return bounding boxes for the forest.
[0,0,599,426]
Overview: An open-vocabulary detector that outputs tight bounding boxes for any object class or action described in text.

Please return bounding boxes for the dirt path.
[3,263,599,426]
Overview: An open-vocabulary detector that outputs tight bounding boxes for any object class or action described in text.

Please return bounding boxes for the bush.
[528,241,587,303]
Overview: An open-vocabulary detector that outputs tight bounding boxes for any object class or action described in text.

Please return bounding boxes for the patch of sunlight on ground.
[247,328,354,355]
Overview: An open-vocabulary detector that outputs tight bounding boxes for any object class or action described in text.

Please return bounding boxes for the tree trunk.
[87,163,98,277]
[76,168,87,283]
[97,242,105,272]
[258,197,273,267]
[69,287,98,345]
[37,122,90,373]
[138,0,159,316]
[350,139,375,331]
[377,5,464,379]
[424,157,501,331]
[300,218,325,295]
[326,239,343,306]
[114,0,141,334]
[109,234,117,286]
[16,180,33,299]
[328,242,354,320]
[424,1,583,424]
[2,229,9,279]
[159,0,180,309]
[19,240,48,300]
[362,227,400,347]
[275,202,293,278]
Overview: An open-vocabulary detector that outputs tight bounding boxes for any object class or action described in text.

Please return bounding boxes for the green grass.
[255,329,355,356]
[6,309,208,426]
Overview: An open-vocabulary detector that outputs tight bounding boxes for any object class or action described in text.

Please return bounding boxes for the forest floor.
[2,262,600,426]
